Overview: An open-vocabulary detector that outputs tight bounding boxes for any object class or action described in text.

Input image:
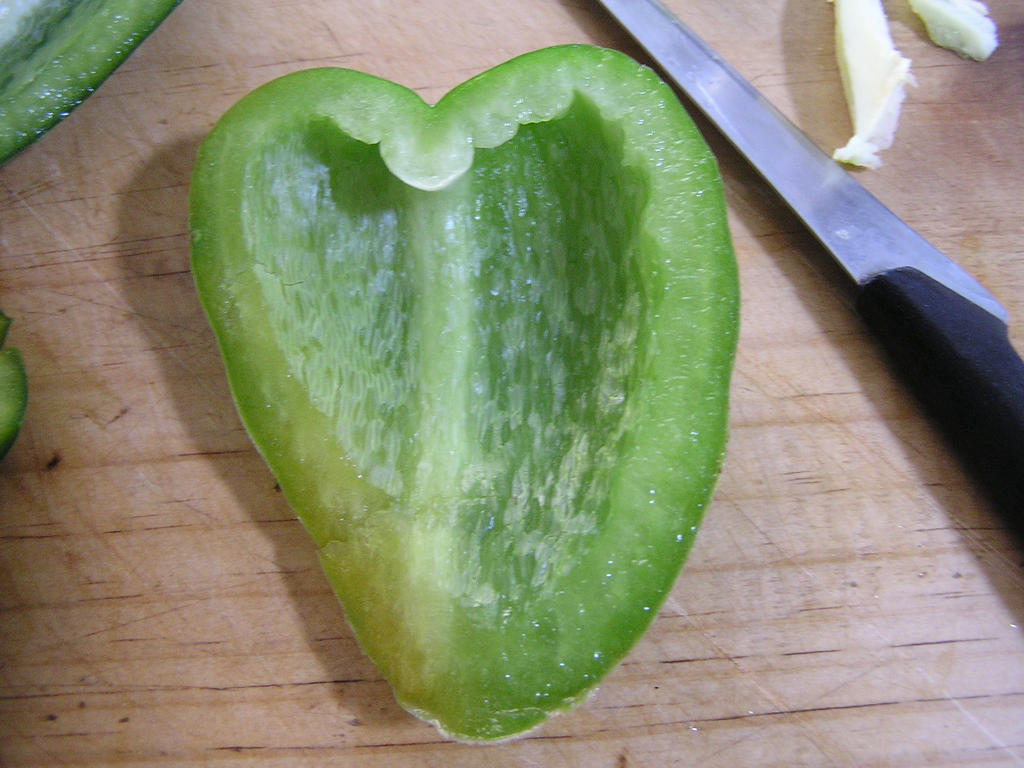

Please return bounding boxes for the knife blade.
[597,0,1024,524]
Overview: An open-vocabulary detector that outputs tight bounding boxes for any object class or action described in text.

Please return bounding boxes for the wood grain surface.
[2,0,1023,765]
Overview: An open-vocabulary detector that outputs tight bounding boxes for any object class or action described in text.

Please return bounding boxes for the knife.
[597,0,1024,525]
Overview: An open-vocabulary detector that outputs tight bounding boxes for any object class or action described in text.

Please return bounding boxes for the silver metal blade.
[597,0,1007,321]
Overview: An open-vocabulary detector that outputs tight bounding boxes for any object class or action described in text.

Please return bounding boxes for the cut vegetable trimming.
[909,0,998,60]
[832,0,999,168]
[832,0,916,168]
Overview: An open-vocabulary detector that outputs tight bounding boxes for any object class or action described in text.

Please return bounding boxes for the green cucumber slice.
[0,312,27,459]
[0,0,182,164]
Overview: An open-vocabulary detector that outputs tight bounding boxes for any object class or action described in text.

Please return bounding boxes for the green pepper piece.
[0,0,182,165]
[0,311,27,460]
[190,45,738,742]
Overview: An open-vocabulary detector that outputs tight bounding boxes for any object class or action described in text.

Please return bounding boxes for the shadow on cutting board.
[115,124,1023,741]
[114,137,425,743]
[701,111,1024,615]
[779,0,1024,553]
[567,0,1023,593]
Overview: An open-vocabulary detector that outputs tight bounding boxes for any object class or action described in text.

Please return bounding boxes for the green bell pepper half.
[0,0,182,165]
[189,44,739,742]
[0,311,27,459]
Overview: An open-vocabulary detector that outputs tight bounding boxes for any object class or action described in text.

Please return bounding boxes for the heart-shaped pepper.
[190,44,738,741]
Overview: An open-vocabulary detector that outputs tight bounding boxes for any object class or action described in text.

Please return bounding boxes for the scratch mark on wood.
[660,653,749,665]
[891,637,995,649]
[946,693,1024,763]
[107,406,130,425]
[0,676,380,702]
[175,448,254,459]
[779,647,841,657]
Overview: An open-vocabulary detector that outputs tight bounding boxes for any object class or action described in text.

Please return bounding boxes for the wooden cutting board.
[2,1,1022,765]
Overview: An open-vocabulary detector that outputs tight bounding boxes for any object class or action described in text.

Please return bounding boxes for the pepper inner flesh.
[241,93,649,605]
[235,93,660,736]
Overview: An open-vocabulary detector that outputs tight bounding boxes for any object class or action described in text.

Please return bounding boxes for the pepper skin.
[190,45,739,742]
[0,311,26,460]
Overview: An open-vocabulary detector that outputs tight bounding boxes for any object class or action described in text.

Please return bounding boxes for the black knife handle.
[856,267,1024,530]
